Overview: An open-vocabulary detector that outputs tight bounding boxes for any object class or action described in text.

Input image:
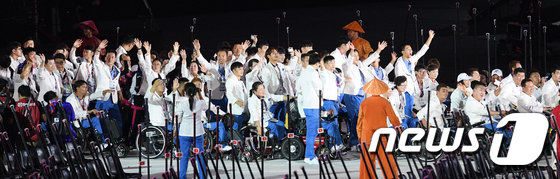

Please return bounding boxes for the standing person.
[394,30,435,96]
[528,70,543,101]
[343,21,373,61]
[177,82,208,179]
[357,78,401,179]
[225,62,248,131]
[69,39,97,93]
[260,47,294,123]
[135,40,179,98]
[501,60,522,85]
[116,37,135,69]
[330,37,354,71]
[37,54,62,104]
[8,42,24,73]
[76,20,102,55]
[365,52,397,85]
[90,40,123,131]
[542,66,560,108]
[296,54,322,164]
[193,39,230,110]
[53,54,74,99]
[342,41,386,150]
[319,56,344,150]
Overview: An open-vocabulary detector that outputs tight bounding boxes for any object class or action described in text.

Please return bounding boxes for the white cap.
[457,73,472,82]
[491,69,503,77]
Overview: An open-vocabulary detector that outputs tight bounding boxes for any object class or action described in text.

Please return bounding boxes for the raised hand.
[180,49,187,63]
[242,40,251,50]
[294,49,301,59]
[98,39,108,50]
[349,43,355,50]
[134,38,142,49]
[429,30,435,38]
[378,41,388,52]
[143,41,152,53]
[73,39,83,49]
[193,39,201,51]
[173,42,180,55]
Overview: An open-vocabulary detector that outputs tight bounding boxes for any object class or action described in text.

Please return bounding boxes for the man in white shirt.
[450,73,472,112]
[467,68,481,82]
[231,40,251,64]
[501,60,522,85]
[518,79,551,113]
[341,41,386,147]
[66,80,103,136]
[319,56,344,150]
[297,54,322,164]
[134,40,179,98]
[464,81,504,130]
[488,69,503,92]
[300,41,313,54]
[542,66,560,108]
[364,51,396,85]
[388,76,416,128]
[498,68,525,110]
[330,37,354,71]
[528,70,543,102]
[260,47,295,123]
[193,40,230,111]
[53,53,74,99]
[69,39,97,93]
[394,30,435,95]
[116,37,135,69]
[90,40,123,131]
[37,55,63,104]
[413,65,427,110]
[8,41,23,73]
[226,62,248,131]
[417,84,449,129]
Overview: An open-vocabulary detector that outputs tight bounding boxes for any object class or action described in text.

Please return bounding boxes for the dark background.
[1,0,559,85]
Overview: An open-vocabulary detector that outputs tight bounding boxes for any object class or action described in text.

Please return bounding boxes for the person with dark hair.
[498,68,525,109]
[232,40,251,63]
[395,30,435,96]
[342,41,387,150]
[318,55,344,150]
[116,36,135,69]
[8,41,24,72]
[342,21,373,61]
[42,91,76,133]
[465,81,505,130]
[177,82,208,179]
[518,79,551,113]
[300,40,313,54]
[413,64,428,110]
[244,58,264,91]
[69,39,97,93]
[226,62,248,131]
[0,56,13,89]
[13,62,38,101]
[480,70,489,84]
[245,47,258,61]
[248,81,288,141]
[22,47,40,77]
[260,47,295,123]
[253,38,269,61]
[193,39,230,110]
[364,51,397,85]
[90,40,123,131]
[22,37,35,48]
[180,54,211,97]
[14,85,41,141]
[54,53,74,99]
[37,54,62,104]
[528,70,543,102]
[417,83,449,129]
[501,60,522,85]
[542,66,560,108]
[134,40,180,98]
[450,73,473,111]
[424,64,439,93]
[330,36,354,70]
[296,53,322,164]
[467,67,480,82]
[388,76,416,129]
[66,80,103,137]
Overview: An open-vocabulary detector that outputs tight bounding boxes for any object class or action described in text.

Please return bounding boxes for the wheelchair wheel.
[136,126,166,159]
[281,137,305,160]
[116,143,129,158]
[314,136,331,158]
[204,128,215,154]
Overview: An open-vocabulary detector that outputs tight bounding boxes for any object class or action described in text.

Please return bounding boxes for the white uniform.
[225,75,248,115]
[517,92,544,113]
[177,97,208,137]
[36,67,62,104]
[394,45,430,95]
[542,80,560,107]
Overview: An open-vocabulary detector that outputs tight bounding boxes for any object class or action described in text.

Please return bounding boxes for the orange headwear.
[362,78,389,96]
[342,21,365,34]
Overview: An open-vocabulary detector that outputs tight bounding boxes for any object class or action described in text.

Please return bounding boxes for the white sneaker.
[222,145,232,152]
[304,157,319,165]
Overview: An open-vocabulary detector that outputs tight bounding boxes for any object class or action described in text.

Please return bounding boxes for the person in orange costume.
[343,21,374,61]
[357,78,401,179]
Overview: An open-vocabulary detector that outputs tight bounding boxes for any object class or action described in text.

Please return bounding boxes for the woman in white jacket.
[247,81,287,139]
[177,82,208,179]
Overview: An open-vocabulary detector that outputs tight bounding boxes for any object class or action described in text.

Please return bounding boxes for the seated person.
[388,76,416,128]
[417,84,449,129]
[450,73,472,112]
[517,79,552,113]
[14,85,41,141]
[66,80,103,136]
[464,81,505,130]
[147,78,172,127]
[248,82,287,141]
